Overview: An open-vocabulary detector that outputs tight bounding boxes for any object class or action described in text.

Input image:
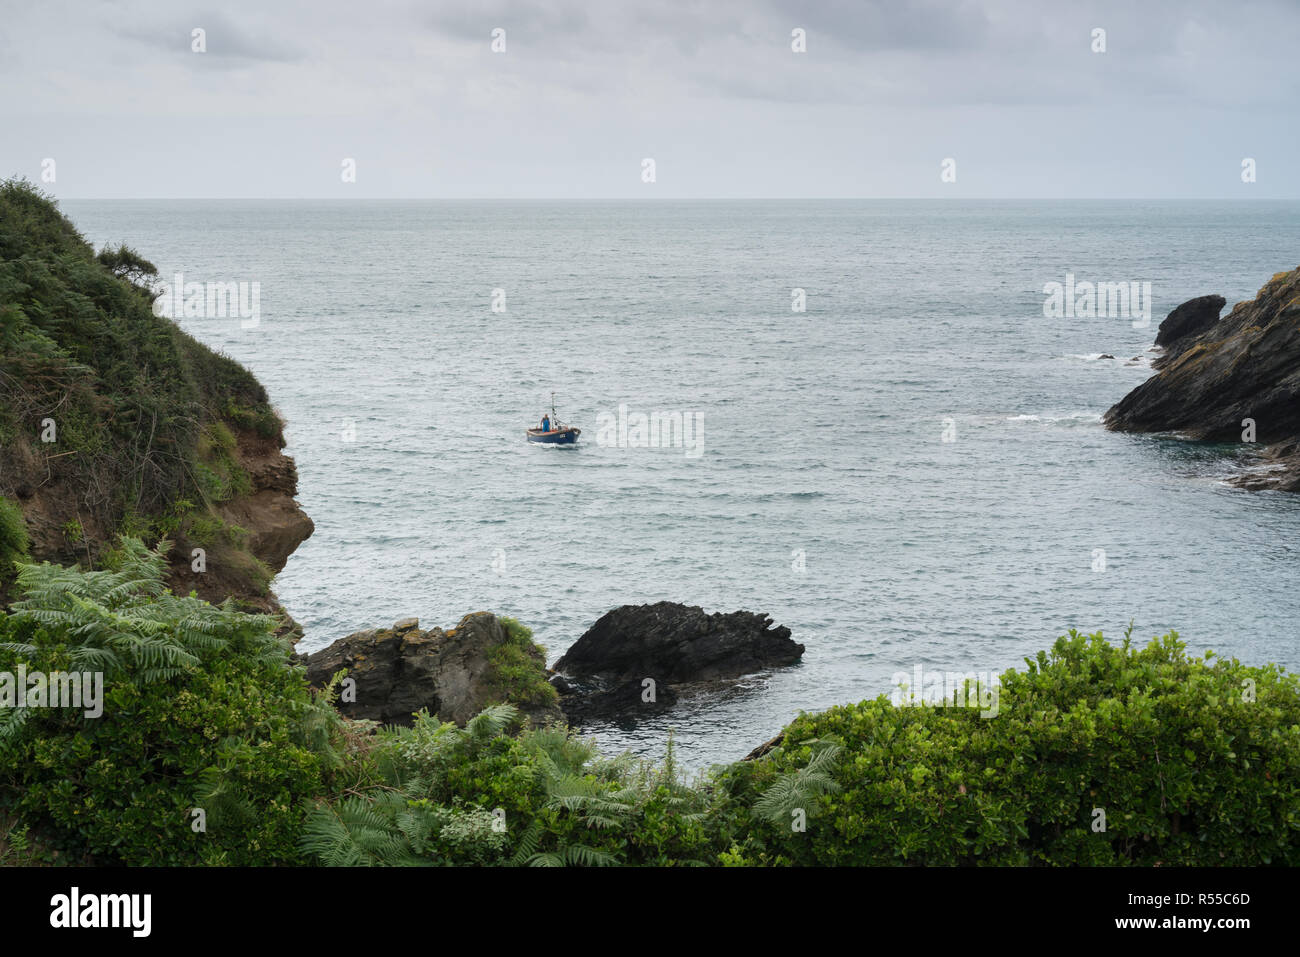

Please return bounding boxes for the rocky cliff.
[1105,266,1300,492]
[0,179,312,612]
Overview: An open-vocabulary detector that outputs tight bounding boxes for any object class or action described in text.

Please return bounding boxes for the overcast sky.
[3,0,1298,198]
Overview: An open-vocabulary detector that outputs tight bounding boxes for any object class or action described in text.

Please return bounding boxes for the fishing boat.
[526,393,581,445]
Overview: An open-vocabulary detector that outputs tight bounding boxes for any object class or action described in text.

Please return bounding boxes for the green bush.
[302,707,727,866]
[3,533,1296,868]
[0,537,341,864]
[741,629,1300,866]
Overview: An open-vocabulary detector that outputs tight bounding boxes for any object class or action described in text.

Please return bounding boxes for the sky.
[2,0,1298,198]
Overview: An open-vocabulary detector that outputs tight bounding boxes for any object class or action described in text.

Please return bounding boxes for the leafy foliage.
[302,704,730,867]
[488,616,560,709]
[751,740,841,824]
[2,530,1296,867]
[734,628,1300,865]
[94,243,158,287]
[0,537,341,864]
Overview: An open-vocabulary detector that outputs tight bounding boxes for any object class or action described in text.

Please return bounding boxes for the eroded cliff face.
[0,179,313,613]
[1105,266,1300,491]
[166,428,314,615]
[4,418,313,616]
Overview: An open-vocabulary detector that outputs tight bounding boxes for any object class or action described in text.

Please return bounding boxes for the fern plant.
[752,740,843,825]
[0,536,338,864]
[1,536,282,691]
[305,703,650,867]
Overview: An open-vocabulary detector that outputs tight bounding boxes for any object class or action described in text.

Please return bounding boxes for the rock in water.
[1105,268,1300,491]
[304,612,562,728]
[555,602,804,683]
[1152,293,1226,360]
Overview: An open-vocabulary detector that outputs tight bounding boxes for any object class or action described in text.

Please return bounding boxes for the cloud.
[2,0,1298,196]
[112,9,305,65]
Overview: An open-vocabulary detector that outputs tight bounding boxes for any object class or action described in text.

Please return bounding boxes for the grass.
[490,617,560,710]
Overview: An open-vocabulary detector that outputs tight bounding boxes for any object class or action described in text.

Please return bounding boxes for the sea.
[63,199,1300,770]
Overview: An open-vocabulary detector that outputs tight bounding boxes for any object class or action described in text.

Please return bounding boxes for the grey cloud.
[764,0,993,53]
[422,0,592,45]
[114,10,305,63]
[3,0,1298,197]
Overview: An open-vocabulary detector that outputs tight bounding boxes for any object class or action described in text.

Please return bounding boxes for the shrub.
[303,706,727,866]
[0,537,341,864]
[745,628,1300,866]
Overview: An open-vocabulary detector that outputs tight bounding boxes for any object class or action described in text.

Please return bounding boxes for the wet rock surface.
[553,602,804,723]
[1105,268,1300,491]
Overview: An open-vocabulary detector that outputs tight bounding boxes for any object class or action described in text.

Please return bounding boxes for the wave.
[1006,412,1102,423]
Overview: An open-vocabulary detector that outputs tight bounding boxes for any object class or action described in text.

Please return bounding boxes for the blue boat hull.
[527,427,580,445]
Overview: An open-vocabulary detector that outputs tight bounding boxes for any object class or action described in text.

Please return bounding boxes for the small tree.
[96,243,158,288]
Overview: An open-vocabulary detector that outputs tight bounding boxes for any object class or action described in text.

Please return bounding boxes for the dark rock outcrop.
[743,733,785,761]
[304,612,563,728]
[1152,293,1226,361]
[553,602,804,723]
[1105,268,1300,491]
[556,602,804,683]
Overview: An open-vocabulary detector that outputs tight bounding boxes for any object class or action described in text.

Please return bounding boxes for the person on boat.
[541,414,551,432]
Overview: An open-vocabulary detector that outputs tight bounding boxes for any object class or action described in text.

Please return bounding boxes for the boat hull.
[526,427,580,445]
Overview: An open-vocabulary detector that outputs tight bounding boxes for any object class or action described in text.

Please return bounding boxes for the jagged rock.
[1105,268,1300,491]
[1232,439,1300,493]
[304,611,563,728]
[553,602,803,723]
[555,601,805,684]
[1152,293,1226,360]
[164,428,314,623]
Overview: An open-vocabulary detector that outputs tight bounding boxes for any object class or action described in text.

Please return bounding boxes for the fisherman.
[541,414,551,432]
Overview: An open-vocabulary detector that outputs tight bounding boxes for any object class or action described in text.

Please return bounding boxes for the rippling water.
[65,199,1300,768]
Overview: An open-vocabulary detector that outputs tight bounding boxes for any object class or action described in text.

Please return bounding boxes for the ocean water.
[65,199,1300,769]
